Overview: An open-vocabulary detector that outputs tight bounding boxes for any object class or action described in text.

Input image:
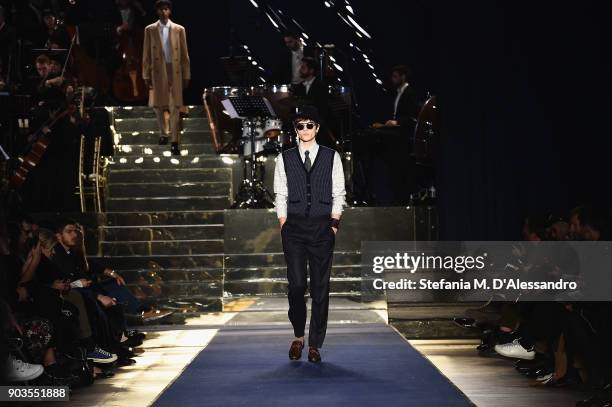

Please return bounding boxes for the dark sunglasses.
[295,122,316,131]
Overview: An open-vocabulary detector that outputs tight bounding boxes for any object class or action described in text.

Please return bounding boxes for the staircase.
[100,106,230,312]
[95,107,470,338]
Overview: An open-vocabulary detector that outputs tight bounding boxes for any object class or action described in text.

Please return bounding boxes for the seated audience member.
[569,205,609,241]
[1,299,45,384]
[2,225,76,383]
[521,214,547,241]
[9,214,39,263]
[545,214,570,241]
[494,302,567,361]
[53,218,173,322]
[20,228,119,365]
[1,231,46,384]
[51,227,135,360]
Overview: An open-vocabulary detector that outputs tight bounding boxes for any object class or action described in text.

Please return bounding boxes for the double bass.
[112,6,147,103]
[62,20,112,98]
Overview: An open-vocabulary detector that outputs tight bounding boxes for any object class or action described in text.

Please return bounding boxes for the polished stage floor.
[47,298,586,407]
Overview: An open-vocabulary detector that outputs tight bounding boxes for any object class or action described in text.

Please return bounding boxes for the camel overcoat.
[142,20,190,107]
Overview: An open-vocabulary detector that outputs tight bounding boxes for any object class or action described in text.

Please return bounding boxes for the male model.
[142,0,190,155]
[273,106,346,363]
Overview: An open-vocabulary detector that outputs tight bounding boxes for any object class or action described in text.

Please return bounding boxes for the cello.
[9,33,80,189]
[9,103,77,188]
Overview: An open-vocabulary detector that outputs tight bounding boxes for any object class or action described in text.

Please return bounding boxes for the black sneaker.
[127,329,146,341]
[121,335,143,348]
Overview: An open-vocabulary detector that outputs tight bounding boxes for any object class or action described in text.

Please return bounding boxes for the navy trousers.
[281,214,335,348]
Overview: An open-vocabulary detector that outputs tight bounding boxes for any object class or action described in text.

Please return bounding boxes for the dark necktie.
[304,150,311,172]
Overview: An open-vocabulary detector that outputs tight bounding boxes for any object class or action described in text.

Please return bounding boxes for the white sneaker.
[494,338,535,360]
[536,372,554,382]
[5,355,45,382]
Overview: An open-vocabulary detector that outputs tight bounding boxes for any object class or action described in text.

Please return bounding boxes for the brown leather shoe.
[308,347,321,363]
[289,340,304,360]
[141,309,174,323]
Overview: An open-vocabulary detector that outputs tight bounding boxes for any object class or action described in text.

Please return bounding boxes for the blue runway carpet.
[153,323,474,407]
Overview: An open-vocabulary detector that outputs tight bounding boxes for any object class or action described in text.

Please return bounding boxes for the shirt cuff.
[275,194,287,218]
[332,197,345,215]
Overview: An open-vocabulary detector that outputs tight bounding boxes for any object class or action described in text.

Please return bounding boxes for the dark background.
[6,0,610,240]
[170,1,612,240]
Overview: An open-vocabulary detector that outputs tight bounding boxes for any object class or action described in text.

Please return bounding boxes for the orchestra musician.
[30,53,75,108]
[371,65,418,135]
[292,57,328,116]
[142,0,191,156]
[115,0,146,37]
[40,9,71,50]
[20,52,81,213]
[355,65,420,205]
[291,57,334,148]
[31,54,63,110]
[273,31,314,85]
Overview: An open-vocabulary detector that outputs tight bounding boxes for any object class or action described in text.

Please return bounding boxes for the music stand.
[222,95,276,209]
[221,95,275,119]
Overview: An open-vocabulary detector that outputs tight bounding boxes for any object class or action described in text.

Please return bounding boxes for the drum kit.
[239,117,287,156]
[203,84,296,157]
[203,82,438,207]
[203,84,302,208]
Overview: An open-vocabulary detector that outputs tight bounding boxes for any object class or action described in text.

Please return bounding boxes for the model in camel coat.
[142,19,190,107]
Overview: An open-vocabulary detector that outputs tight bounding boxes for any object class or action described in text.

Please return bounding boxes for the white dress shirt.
[117,8,132,34]
[302,76,315,94]
[393,82,409,120]
[120,9,131,25]
[273,140,346,219]
[291,46,304,85]
[158,20,172,64]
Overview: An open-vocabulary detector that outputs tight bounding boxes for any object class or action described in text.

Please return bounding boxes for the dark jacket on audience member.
[0,255,22,308]
[51,243,87,282]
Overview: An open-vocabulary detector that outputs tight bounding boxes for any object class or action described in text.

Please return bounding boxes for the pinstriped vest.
[283,145,335,217]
